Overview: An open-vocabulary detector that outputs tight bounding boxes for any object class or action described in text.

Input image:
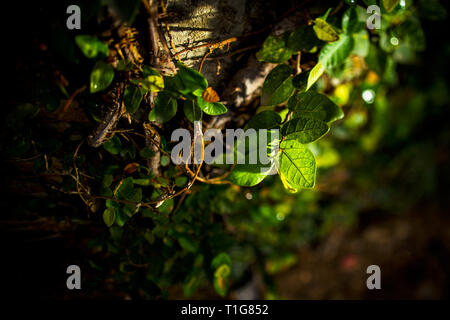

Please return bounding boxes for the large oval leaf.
[256,35,293,63]
[103,208,116,227]
[176,61,208,93]
[229,162,274,187]
[313,18,339,42]
[261,64,294,106]
[197,97,227,115]
[279,139,316,190]
[149,91,177,123]
[244,110,281,130]
[288,91,344,123]
[319,34,354,71]
[281,117,329,143]
[90,61,114,93]
[123,84,145,114]
[287,26,320,52]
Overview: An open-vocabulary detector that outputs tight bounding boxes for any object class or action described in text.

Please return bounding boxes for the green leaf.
[75,35,109,59]
[287,26,320,51]
[123,84,145,114]
[306,62,325,91]
[178,237,199,253]
[319,34,354,71]
[261,64,295,106]
[229,162,275,187]
[197,97,227,115]
[139,147,155,158]
[256,35,293,63]
[211,253,232,269]
[382,0,400,12]
[103,208,116,227]
[213,264,231,297]
[160,155,170,166]
[281,117,329,143]
[90,61,114,93]
[183,99,203,122]
[149,91,177,123]
[139,66,164,92]
[279,139,316,191]
[103,135,122,155]
[244,110,281,130]
[292,71,310,91]
[176,61,208,93]
[342,7,362,34]
[313,18,339,42]
[288,91,344,123]
[116,177,134,200]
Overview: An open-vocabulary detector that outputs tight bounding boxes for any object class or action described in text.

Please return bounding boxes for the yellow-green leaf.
[306,61,325,91]
[313,18,339,42]
[90,61,114,93]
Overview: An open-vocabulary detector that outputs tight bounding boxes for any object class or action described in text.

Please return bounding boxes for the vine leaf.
[281,117,329,144]
[313,18,339,42]
[134,67,164,92]
[176,61,208,94]
[230,111,281,186]
[306,62,325,91]
[292,70,309,91]
[90,61,114,93]
[319,34,354,71]
[256,34,292,63]
[229,162,275,187]
[103,208,116,227]
[244,110,282,130]
[261,64,295,106]
[103,135,122,154]
[279,139,316,191]
[288,91,344,123]
[75,35,109,59]
[197,97,227,115]
[149,91,177,123]
[123,84,146,114]
[287,26,320,52]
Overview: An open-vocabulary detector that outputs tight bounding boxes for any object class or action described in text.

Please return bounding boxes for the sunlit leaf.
[313,18,339,42]
[319,34,354,71]
[281,117,329,143]
[288,91,344,123]
[90,61,114,93]
[197,97,227,115]
[279,139,316,190]
[75,35,109,59]
[261,64,295,106]
[256,34,292,63]
[307,61,325,91]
